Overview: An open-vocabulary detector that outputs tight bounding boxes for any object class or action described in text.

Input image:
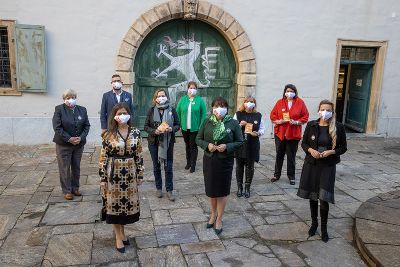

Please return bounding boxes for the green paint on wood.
[345,64,373,132]
[133,19,236,130]
[15,24,47,92]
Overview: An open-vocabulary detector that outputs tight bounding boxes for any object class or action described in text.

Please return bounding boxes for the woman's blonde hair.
[318,99,337,149]
[152,89,168,105]
[239,96,257,112]
[62,89,77,100]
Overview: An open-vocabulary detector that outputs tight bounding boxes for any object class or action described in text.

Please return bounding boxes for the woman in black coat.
[144,89,180,201]
[234,96,265,198]
[297,99,347,242]
[52,89,90,200]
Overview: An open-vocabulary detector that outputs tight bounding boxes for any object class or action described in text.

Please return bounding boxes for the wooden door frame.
[115,0,257,111]
[331,39,388,133]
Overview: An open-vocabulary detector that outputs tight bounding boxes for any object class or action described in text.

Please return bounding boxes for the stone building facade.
[0,0,399,144]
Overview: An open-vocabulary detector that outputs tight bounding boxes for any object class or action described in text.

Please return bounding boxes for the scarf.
[210,114,232,142]
[153,103,174,160]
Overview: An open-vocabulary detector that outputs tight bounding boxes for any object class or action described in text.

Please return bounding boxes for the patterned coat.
[99,128,144,225]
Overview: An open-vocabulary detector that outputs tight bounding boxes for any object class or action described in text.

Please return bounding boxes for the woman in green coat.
[196,97,243,235]
[176,81,207,173]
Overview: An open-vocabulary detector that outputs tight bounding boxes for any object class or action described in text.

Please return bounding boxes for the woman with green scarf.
[196,97,243,235]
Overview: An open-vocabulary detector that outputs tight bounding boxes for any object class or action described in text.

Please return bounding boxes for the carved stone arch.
[115,0,256,107]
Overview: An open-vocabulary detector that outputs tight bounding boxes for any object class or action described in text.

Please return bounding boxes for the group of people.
[52,75,347,253]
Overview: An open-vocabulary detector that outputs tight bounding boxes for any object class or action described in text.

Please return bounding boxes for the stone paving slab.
[155,223,199,246]
[44,233,92,266]
[298,238,366,267]
[207,239,282,267]
[138,245,186,266]
[1,138,400,266]
[91,238,137,265]
[255,222,311,242]
[355,190,400,266]
[41,201,101,226]
[364,244,400,267]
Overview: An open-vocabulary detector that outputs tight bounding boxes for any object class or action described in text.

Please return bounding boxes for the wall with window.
[0,0,400,144]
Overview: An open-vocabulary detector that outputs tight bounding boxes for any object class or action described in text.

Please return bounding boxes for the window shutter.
[14,24,47,92]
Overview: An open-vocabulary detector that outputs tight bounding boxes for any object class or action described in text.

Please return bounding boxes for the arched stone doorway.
[115,0,257,127]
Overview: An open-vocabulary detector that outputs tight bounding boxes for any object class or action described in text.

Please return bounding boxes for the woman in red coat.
[270,84,309,185]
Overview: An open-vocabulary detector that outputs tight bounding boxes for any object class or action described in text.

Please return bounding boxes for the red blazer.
[270,97,309,141]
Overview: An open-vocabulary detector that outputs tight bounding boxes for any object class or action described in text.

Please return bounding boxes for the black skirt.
[203,154,234,197]
[297,160,336,204]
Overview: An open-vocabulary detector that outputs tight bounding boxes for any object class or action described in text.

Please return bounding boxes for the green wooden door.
[345,64,373,132]
[133,20,236,130]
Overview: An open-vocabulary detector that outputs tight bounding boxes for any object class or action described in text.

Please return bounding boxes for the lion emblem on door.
[151,34,220,105]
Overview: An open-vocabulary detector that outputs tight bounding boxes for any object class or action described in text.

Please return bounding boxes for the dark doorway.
[335,47,376,133]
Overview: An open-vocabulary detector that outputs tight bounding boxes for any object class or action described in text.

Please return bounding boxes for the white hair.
[62,89,77,100]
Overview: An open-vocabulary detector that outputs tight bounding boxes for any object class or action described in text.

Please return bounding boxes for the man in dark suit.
[100,74,134,133]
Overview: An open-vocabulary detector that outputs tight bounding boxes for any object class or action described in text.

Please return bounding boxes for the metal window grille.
[340,47,376,64]
[0,26,12,88]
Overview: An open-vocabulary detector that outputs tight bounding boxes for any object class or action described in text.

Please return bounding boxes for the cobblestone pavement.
[1,137,400,267]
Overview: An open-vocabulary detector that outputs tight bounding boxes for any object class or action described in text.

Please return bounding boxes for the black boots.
[320,208,329,242]
[237,184,243,197]
[244,184,250,198]
[308,200,329,242]
[244,164,254,198]
[236,159,254,199]
[236,159,244,197]
[308,200,319,237]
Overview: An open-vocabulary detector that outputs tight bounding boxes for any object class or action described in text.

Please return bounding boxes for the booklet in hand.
[158,121,170,132]
[282,112,290,122]
[245,123,253,134]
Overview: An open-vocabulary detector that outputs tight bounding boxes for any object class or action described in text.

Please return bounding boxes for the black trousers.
[236,157,255,186]
[182,130,198,168]
[273,136,299,180]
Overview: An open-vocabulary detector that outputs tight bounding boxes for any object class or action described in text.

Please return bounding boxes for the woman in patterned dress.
[99,102,144,253]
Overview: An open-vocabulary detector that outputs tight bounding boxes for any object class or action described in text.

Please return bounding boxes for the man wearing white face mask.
[100,74,134,134]
[53,89,91,200]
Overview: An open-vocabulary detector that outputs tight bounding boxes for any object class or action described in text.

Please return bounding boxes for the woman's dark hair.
[282,84,298,99]
[211,97,229,109]
[107,102,133,135]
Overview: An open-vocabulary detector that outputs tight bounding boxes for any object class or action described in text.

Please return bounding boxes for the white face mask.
[114,114,130,124]
[113,81,122,90]
[244,102,255,109]
[319,110,333,121]
[213,107,228,117]
[285,92,296,99]
[157,96,168,105]
[188,88,197,96]
[65,98,76,107]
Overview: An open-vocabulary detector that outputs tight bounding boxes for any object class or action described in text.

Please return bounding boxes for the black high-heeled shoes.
[116,245,125,253]
[214,221,223,235]
[206,215,217,229]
